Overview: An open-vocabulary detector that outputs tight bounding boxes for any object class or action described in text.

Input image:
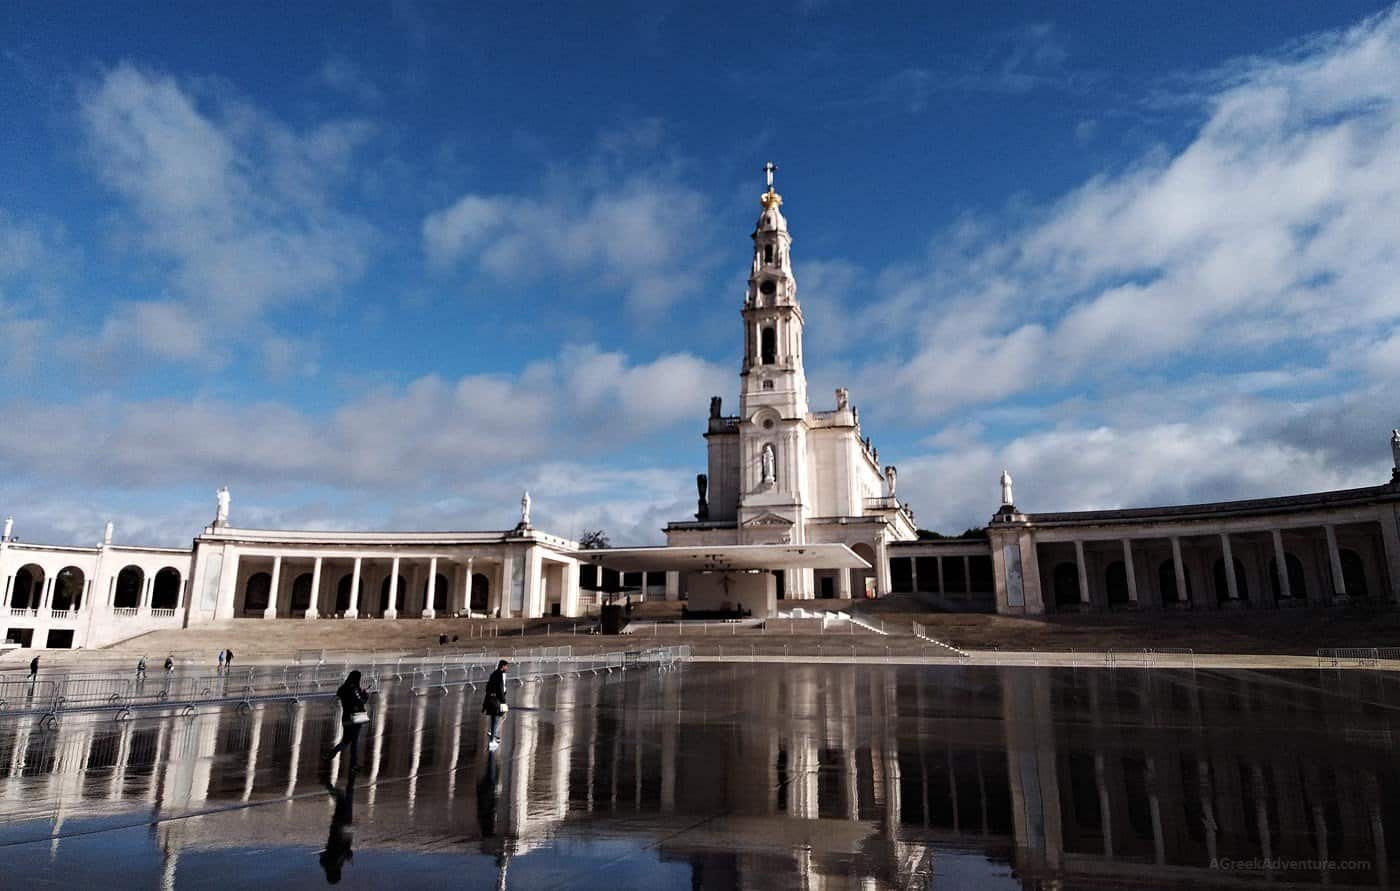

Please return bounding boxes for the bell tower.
[739,162,808,419]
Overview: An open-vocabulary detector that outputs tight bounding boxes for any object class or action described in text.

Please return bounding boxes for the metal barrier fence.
[912,623,971,658]
[1316,647,1389,668]
[1105,648,1196,669]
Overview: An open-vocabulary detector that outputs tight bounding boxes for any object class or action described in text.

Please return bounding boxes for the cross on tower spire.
[764,161,778,188]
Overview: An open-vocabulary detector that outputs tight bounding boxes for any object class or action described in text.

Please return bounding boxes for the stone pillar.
[385,557,400,619]
[1272,530,1291,600]
[42,576,55,610]
[1220,533,1240,600]
[1325,524,1346,599]
[422,557,437,618]
[837,566,852,600]
[936,556,946,594]
[498,554,515,618]
[875,542,893,596]
[1074,540,1090,605]
[1019,531,1045,614]
[304,557,322,619]
[1382,508,1400,603]
[462,557,474,616]
[563,560,581,617]
[1122,539,1139,603]
[265,556,281,619]
[345,557,361,619]
[665,570,679,601]
[1,575,11,608]
[523,546,543,618]
[1170,537,1188,604]
[640,571,648,600]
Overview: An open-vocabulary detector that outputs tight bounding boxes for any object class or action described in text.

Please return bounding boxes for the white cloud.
[844,7,1400,420]
[78,62,375,325]
[423,172,714,313]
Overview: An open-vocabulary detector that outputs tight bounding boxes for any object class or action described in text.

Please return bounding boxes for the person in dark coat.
[325,670,369,768]
[482,659,509,744]
[319,769,357,883]
[224,648,234,672]
[28,655,39,679]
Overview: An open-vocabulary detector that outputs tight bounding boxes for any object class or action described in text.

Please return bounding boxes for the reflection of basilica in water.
[2,664,1398,888]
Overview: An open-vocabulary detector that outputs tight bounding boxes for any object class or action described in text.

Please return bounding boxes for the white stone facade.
[666,174,918,600]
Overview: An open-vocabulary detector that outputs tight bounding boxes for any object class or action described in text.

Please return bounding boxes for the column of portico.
[1,574,11,608]
[1271,530,1292,599]
[1170,537,1188,604]
[345,557,362,619]
[265,557,282,619]
[1219,533,1241,601]
[384,557,400,619]
[837,565,852,599]
[1383,508,1400,602]
[1121,539,1139,604]
[1324,525,1347,600]
[497,554,514,618]
[422,557,438,619]
[1074,541,1090,606]
[523,547,543,618]
[464,560,476,616]
[875,542,892,597]
[304,557,322,619]
[665,570,680,601]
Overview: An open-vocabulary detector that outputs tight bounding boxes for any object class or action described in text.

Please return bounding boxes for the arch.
[1158,559,1191,603]
[335,574,363,613]
[1212,558,1248,603]
[380,575,407,613]
[1340,549,1368,598]
[471,573,490,612]
[151,567,182,610]
[761,326,777,365]
[114,565,144,609]
[1052,562,1081,607]
[1104,561,1130,605]
[243,572,272,614]
[52,566,85,611]
[11,564,43,609]
[290,573,314,612]
[1268,553,1307,601]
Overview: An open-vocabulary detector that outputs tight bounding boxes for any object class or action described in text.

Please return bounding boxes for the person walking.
[224,648,234,673]
[325,670,369,769]
[136,655,147,683]
[217,649,225,674]
[482,659,509,749]
[28,654,39,694]
[164,655,174,675]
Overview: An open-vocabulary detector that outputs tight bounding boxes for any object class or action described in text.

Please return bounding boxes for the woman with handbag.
[326,670,370,769]
[482,659,509,748]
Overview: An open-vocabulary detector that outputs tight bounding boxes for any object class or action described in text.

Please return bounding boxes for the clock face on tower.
[759,279,777,296]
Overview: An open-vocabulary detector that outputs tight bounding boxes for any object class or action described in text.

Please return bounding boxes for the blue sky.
[2,1,1399,546]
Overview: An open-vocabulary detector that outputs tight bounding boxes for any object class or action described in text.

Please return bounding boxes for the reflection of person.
[326,670,369,768]
[482,660,509,746]
[136,655,146,682]
[476,750,500,838]
[319,769,357,884]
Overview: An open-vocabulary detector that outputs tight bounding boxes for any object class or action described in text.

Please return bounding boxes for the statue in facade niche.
[835,387,849,411]
[761,444,777,487]
[520,491,531,527]
[884,465,897,497]
[215,486,230,526]
[695,473,709,520]
[1392,428,1400,471]
[710,396,722,419]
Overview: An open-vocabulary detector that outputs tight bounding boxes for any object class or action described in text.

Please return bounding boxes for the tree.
[579,529,610,550]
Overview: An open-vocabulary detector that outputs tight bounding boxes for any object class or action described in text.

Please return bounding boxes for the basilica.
[2,170,1399,649]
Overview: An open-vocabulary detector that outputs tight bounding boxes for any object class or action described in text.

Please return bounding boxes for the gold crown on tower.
[760,187,783,208]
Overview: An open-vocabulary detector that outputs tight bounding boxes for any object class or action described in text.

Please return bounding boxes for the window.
[764,244,773,263]
[761,327,777,364]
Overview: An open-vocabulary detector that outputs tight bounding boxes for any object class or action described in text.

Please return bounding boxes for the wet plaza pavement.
[1,662,1399,889]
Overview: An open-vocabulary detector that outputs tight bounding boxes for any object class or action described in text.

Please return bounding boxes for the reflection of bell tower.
[740,162,808,419]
